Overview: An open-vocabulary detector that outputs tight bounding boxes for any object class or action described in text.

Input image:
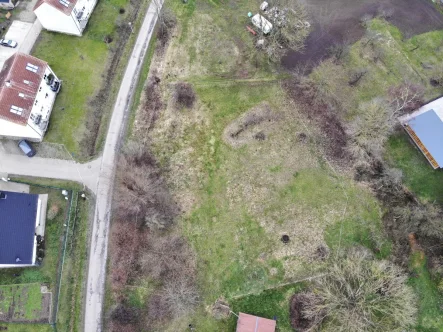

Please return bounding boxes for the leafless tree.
[302,247,417,332]
[115,141,178,228]
[347,99,393,163]
[252,0,310,61]
[388,82,424,115]
[162,276,200,318]
[139,233,196,280]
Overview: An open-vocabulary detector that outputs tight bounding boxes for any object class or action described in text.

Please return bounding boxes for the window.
[26,63,39,73]
[10,105,23,115]
[59,0,70,7]
[19,93,25,98]
[23,80,30,85]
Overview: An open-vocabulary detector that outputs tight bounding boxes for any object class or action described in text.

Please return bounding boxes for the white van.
[251,14,273,34]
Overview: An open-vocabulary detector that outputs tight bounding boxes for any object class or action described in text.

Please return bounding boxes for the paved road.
[0,151,100,192]
[84,1,161,331]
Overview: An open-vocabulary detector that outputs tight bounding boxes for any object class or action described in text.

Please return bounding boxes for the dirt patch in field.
[282,0,443,69]
[223,102,281,148]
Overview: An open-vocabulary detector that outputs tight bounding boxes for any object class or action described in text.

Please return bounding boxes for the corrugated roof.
[406,109,443,168]
[34,0,76,15]
[0,53,47,125]
[0,191,38,265]
[236,313,276,332]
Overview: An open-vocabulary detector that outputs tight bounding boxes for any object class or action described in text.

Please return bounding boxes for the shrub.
[111,304,139,325]
[157,8,176,47]
[115,142,178,228]
[161,276,199,318]
[140,233,195,280]
[302,247,417,332]
[47,204,60,220]
[174,82,196,109]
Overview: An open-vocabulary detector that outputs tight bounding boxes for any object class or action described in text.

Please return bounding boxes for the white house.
[0,52,61,142]
[33,0,97,36]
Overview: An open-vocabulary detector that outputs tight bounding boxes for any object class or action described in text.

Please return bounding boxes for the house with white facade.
[33,0,97,36]
[0,52,61,142]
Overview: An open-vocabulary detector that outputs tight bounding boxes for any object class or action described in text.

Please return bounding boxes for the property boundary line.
[6,179,81,331]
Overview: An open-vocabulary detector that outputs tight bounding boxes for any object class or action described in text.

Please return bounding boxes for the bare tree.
[388,82,424,115]
[252,0,310,61]
[162,276,200,318]
[140,233,196,280]
[347,99,393,163]
[302,247,417,332]
[115,141,178,228]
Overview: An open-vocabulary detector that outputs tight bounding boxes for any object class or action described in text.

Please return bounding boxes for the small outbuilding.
[236,312,276,332]
[399,97,443,169]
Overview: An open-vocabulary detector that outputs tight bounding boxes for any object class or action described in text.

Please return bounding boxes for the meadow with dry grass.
[105,0,443,330]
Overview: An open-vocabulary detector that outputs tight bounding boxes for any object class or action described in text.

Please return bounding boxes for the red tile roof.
[0,53,47,125]
[34,0,76,15]
[236,313,276,332]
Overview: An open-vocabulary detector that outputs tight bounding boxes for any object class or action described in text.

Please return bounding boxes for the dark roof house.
[400,97,443,169]
[0,191,40,267]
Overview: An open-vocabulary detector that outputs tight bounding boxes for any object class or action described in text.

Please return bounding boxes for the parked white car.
[0,39,17,48]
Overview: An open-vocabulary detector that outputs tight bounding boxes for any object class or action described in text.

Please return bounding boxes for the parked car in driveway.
[0,39,17,48]
[18,140,36,157]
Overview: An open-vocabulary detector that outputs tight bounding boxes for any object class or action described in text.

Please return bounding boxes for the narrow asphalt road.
[84,1,161,331]
[0,151,101,192]
[0,1,161,330]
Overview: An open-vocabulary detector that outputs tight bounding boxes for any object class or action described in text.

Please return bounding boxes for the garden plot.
[0,284,51,323]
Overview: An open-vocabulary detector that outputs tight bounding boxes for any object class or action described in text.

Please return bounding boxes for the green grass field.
[386,133,443,204]
[32,0,145,159]
[121,1,443,330]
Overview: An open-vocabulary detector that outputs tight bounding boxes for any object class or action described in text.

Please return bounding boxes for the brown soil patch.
[223,102,281,148]
[282,0,443,70]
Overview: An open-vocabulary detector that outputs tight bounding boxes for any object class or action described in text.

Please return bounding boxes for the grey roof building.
[400,97,443,169]
[0,190,42,267]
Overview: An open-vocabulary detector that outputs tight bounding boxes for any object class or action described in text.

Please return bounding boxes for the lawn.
[56,194,90,332]
[32,0,147,159]
[0,324,53,332]
[409,253,443,331]
[386,133,443,204]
